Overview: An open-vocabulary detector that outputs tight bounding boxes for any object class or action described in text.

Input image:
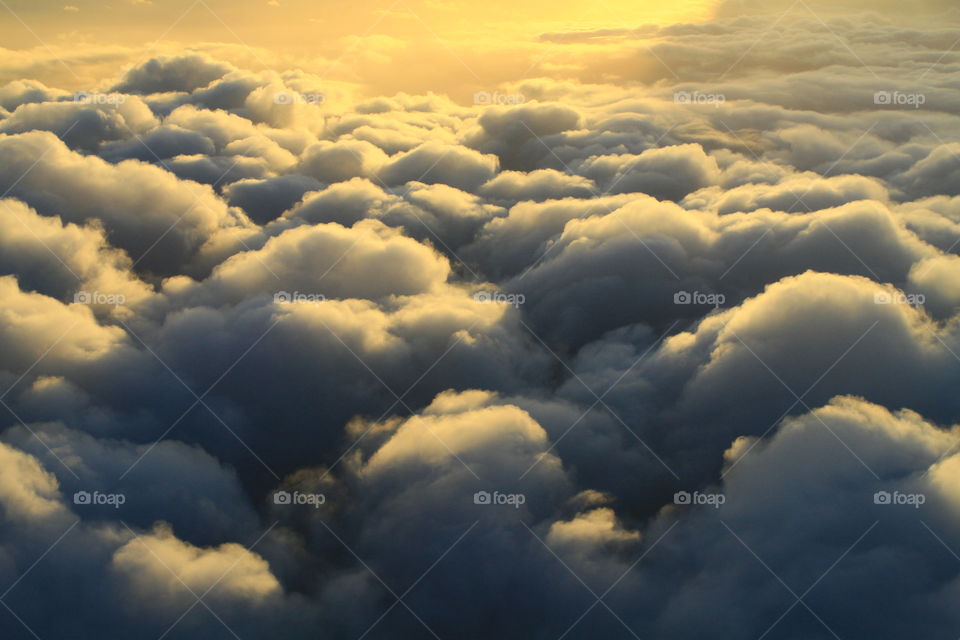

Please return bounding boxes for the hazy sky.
[2,0,718,95]
[1,0,718,46]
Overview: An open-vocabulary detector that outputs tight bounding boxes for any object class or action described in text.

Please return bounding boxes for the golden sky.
[0,0,718,95]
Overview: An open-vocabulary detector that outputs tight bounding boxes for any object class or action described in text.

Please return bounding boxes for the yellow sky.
[2,1,717,45]
[0,0,718,95]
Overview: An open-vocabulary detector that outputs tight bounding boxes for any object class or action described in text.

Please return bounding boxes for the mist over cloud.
[1,1,959,638]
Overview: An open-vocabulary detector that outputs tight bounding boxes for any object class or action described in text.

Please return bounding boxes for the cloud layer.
[1,3,960,638]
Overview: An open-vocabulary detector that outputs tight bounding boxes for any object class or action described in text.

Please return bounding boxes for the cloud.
[630,396,960,638]
[0,131,251,276]
[296,138,388,183]
[378,141,499,192]
[0,79,67,111]
[0,440,65,523]
[0,199,153,310]
[895,143,960,198]
[479,168,597,203]
[574,143,721,200]
[464,103,583,171]
[112,55,235,94]
[224,174,322,224]
[98,124,217,162]
[189,218,451,303]
[0,96,158,151]
[111,521,281,604]
[0,275,129,372]
[362,389,554,477]
[546,507,640,554]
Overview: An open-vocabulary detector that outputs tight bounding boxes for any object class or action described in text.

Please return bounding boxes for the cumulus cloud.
[626,396,960,638]
[378,141,499,191]
[188,218,452,303]
[0,96,158,151]
[0,131,251,276]
[112,55,235,95]
[574,143,721,200]
[479,168,597,203]
[0,199,152,311]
